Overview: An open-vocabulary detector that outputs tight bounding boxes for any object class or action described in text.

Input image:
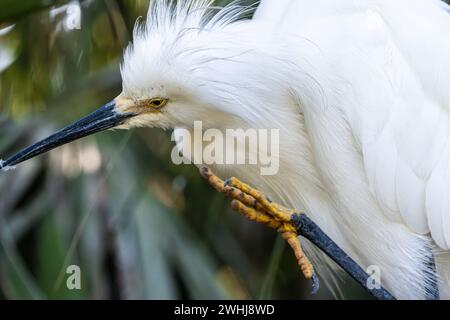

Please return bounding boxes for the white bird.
[2,0,450,299]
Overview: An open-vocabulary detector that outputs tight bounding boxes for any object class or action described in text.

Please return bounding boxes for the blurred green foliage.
[0,0,56,21]
[0,0,370,300]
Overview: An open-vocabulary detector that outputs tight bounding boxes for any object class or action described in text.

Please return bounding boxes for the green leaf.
[35,213,86,299]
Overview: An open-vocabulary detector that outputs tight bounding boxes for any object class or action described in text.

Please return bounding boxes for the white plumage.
[120,0,450,299]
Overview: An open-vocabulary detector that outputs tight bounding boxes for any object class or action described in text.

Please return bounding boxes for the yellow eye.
[147,97,168,109]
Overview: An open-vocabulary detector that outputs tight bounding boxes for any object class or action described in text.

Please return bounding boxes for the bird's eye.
[147,98,168,109]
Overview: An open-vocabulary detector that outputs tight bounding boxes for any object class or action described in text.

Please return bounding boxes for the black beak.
[0,100,136,170]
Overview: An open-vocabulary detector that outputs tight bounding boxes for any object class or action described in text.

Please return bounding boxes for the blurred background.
[0,0,372,300]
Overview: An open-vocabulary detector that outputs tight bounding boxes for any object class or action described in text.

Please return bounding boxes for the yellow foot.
[200,167,315,280]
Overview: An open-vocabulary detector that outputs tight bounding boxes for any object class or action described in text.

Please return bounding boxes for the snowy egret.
[2,0,450,299]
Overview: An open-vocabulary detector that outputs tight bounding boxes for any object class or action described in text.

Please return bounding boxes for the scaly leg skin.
[200,167,319,294]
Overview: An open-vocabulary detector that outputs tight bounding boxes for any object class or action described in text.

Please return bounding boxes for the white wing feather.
[255,0,450,250]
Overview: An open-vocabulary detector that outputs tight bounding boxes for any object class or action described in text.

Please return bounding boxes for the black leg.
[292,213,396,300]
[425,248,439,300]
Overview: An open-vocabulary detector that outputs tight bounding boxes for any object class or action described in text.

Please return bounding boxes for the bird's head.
[1,0,275,171]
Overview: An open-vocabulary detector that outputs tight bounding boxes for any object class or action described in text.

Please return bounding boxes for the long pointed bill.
[0,99,136,171]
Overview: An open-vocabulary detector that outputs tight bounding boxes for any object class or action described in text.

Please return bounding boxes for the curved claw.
[200,167,319,293]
